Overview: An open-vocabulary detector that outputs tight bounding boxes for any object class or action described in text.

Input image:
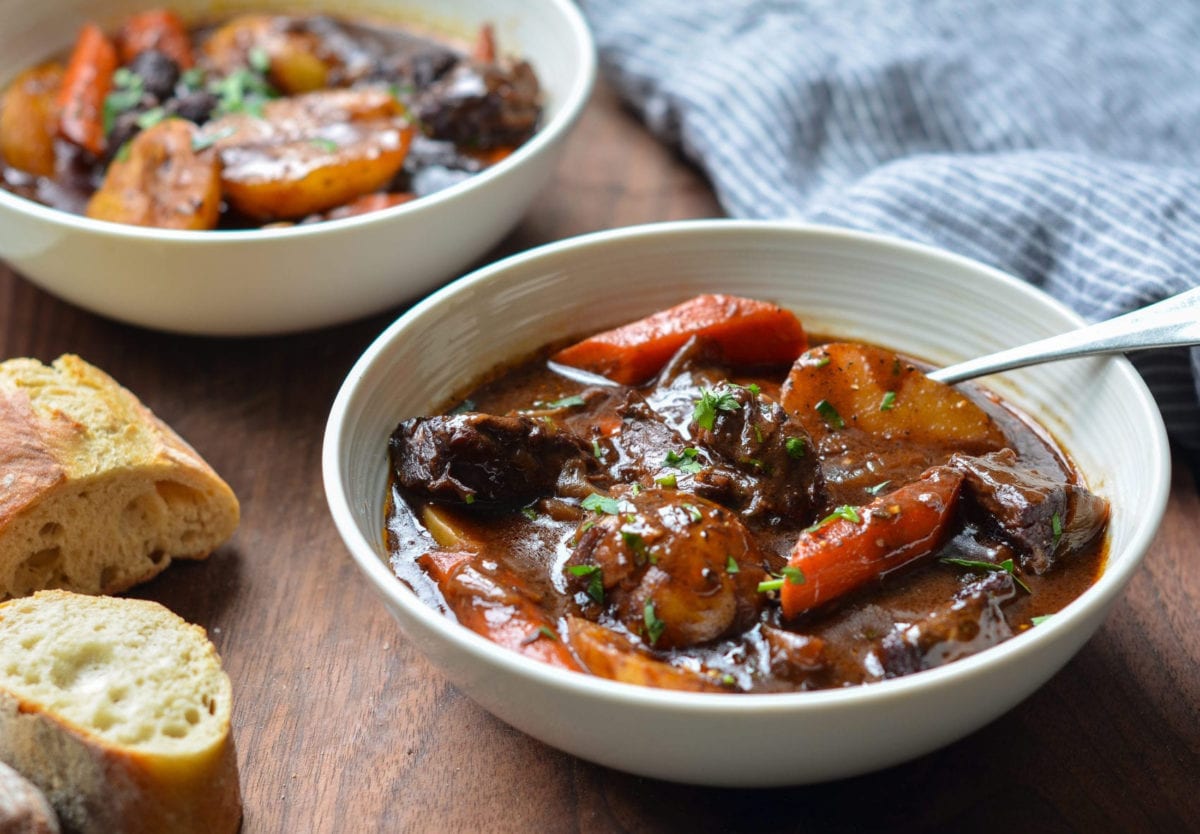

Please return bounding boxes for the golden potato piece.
[203,14,333,94]
[781,342,1006,455]
[86,119,221,230]
[0,63,63,177]
[565,617,725,692]
[204,88,413,220]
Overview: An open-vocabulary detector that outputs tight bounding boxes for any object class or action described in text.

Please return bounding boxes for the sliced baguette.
[0,591,241,834]
[0,355,239,600]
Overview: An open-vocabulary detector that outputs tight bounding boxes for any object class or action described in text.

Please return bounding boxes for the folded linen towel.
[581,0,1200,448]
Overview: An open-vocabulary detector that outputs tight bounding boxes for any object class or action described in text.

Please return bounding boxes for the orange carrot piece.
[418,550,582,671]
[56,23,118,156]
[472,23,497,63]
[551,294,807,385]
[118,9,194,68]
[781,468,964,619]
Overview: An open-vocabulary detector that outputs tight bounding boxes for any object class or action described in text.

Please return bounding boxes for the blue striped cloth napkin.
[580,0,1200,449]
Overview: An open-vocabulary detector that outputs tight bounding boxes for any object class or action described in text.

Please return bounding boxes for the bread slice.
[0,760,59,834]
[0,591,241,834]
[0,355,239,599]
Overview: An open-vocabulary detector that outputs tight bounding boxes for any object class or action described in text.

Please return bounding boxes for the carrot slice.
[56,23,118,156]
[780,468,964,619]
[118,9,194,68]
[551,294,807,385]
[418,550,581,671]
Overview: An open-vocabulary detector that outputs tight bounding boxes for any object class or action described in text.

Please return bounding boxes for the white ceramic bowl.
[323,221,1171,786]
[0,0,594,335]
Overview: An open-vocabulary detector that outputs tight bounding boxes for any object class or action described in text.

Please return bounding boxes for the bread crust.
[0,760,59,834]
[0,356,239,598]
[0,592,242,834]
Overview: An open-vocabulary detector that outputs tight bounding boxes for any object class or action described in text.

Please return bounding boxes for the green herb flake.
[814,399,845,429]
[866,480,892,496]
[521,506,538,521]
[581,493,619,515]
[781,566,806,585]
[721,673,736,686]
[621,529,648,563]
[309,137,339,153]
[103,68,145,134]
[180,67,205,92]
[746,383,761,395]
[941,556,1031,594]
[806,505,862,532]
[537,394,586,409]
[522,625,558,645]
[757,578,784,593]
[567,564,605,604]
[692,387,741,431]
[464,493,475,505]
[135,107,166,130]
[643,600,666,645]
[592,438,604,459]
[725,555,739,574]
[880,391,897,411]
[114,141,132,162]
[815,356,831,368]
[630,483,642,496]
[785,436,806,459]
[663,447,704,474]
[683,503,703,523]
[247,45,271,74]
[1030,615,1053,626]
[191,126,235,153]
[654,473,677,489]
[1051,513,1063,547]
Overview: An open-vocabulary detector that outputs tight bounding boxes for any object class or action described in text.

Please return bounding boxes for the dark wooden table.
[2,82,1198,833]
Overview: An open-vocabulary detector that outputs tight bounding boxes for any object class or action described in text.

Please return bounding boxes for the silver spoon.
[928,286,1200,384]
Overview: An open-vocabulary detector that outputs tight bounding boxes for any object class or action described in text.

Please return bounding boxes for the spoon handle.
[928,286,1200,384]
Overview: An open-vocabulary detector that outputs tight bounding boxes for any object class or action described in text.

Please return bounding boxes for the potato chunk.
[781,342,1006,453]
[0,63,64,177]
[201,88,413,220]
[203,14,334,94]
[86,119,221,230]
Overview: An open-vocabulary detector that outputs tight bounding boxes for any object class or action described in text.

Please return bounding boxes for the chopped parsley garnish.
[663,447,704,474]
[210,67,277,118]
[521,506,538,520]
[725,555,739,574]
[815,356,831,367]
[880,391,897,411]
[536,394,586,409]
[692,387,741,431]
[135,107,166,130]
[592,438,604,459]
[1030,615,1053,626]
[814,399,845,429]
[581,493,619,515]
[191,126,235,152]
[309,137,339,153]
[464,493,475,505]
[522,625,558,644]
[180,67,205,92]
[865,480,892,496]
[248,45,271,74]
[643,600,665,645]
[654,473,677,489]
[114,141,132,162]
[757,566,805,593]
[940,557,1031,593]
[785,436,806,459]
[746,383,761,395]
[805,505,861,532]
[103,68,144,134]
[621,529,648,563]
[567,564,605,604]
[721,673,736,686]
[1051,513,1063,547]
[683,503,703,523]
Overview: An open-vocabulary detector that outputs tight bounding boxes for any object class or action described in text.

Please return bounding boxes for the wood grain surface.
[1,81,1197,833]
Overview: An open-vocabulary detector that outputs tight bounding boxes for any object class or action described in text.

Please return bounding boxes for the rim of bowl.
[0,0,596,243]
[323,219,1172,715]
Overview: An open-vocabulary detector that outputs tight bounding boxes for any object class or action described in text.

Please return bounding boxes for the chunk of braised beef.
[761,625,827,682]
[565,488,767,649]
[127,49,180,102]
[389,413,595,506]
[949,449,1110,575]
[415,61,540,149]
[689,381,823,523]
[167,90,219,125]
[873,571,1017,678]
